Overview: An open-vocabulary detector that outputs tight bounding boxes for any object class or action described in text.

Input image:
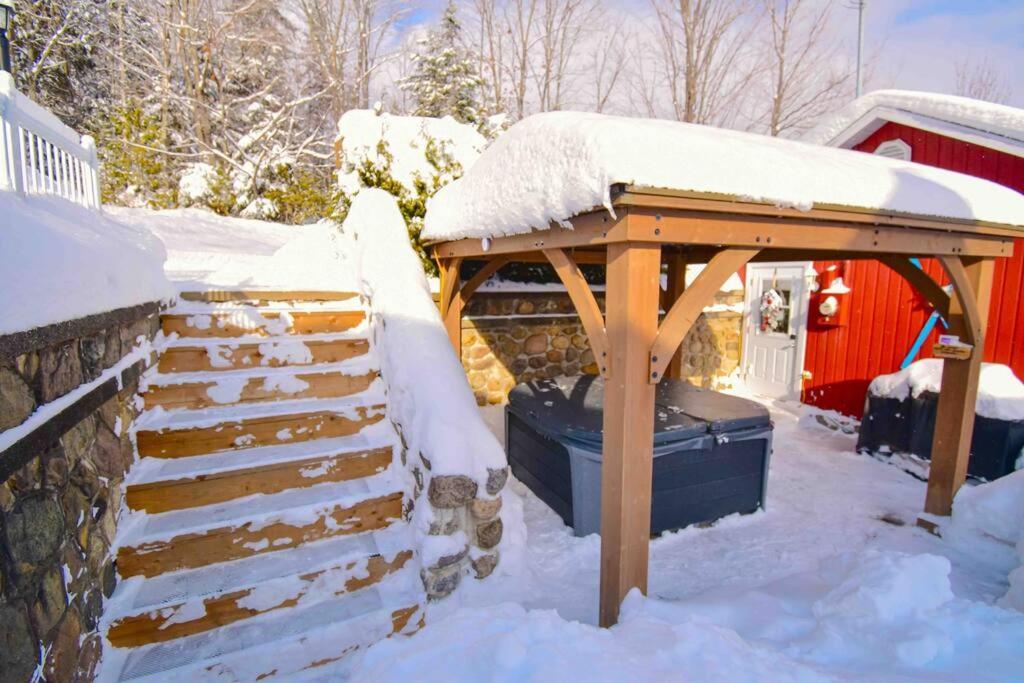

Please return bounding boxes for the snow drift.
[350,550,1024,682]
[0,194,173,335]
[422,111,1024,242]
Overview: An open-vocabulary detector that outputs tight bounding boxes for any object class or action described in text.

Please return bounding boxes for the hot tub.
[506,375,773,536]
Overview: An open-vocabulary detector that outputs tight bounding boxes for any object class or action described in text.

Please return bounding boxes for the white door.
[742,263,811,400]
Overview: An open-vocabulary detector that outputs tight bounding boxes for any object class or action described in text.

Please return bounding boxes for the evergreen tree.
[400,2,483,125]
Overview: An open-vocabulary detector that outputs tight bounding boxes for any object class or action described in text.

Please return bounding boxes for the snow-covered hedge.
[0,193,173,335]
[342,189,523,594]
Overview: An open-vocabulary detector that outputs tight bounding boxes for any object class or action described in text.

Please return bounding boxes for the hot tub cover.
[507,375,769,451]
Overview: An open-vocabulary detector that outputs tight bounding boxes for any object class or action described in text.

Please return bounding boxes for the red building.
[740,92,1024,417]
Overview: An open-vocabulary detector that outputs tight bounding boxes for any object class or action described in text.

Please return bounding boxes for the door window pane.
[759,285,791,334]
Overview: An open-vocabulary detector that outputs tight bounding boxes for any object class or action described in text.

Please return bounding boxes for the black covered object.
[858,390,1024,481]
[506,375,773,536]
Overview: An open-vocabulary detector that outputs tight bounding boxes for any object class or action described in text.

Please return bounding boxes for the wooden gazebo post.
[924,257,995,516]
[599,242,661,627]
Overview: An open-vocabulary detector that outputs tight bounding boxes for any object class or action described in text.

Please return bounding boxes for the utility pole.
[854,0,866,98]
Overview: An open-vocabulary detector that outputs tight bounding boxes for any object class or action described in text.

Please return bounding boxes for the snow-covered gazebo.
[423,112,1024,627]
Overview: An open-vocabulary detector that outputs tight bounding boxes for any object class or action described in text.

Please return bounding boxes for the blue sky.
[395,1,1024,108]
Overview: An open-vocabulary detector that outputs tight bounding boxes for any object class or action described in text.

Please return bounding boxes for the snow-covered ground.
[106,206,351,291]
[348,393,1024,682]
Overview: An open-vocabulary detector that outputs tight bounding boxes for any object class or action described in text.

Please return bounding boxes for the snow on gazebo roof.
[804,89,1024,153]
[422,111,1024,242]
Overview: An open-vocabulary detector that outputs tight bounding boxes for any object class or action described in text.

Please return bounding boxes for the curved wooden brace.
[459,256,511,306]
[878,256,951,321]
[939,256,984,347]
[542,248,611,377]
[649,248,760,383]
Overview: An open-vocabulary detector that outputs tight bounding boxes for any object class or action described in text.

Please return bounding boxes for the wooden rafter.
[878,256,951,321]
[543,248,610,377]
[649,249,759,383]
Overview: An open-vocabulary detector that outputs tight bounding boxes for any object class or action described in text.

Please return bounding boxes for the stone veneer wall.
[0,306,160,683]
[458,289,744,405]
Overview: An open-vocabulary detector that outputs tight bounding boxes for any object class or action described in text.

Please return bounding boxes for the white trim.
[827,105,1024,159]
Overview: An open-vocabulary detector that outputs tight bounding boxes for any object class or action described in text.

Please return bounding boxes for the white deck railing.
[0,72,101,210]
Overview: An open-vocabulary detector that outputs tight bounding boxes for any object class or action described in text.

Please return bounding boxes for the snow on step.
[125,444,394,514]
[106,529,415,647]
[178,290,359,304]
[142,361,379,410]
[103,568,423,682]
[158,334,370,373]
[134,391,387,458]
[126,423,397,486]
[162,307,365,339]
[116,475,406,578]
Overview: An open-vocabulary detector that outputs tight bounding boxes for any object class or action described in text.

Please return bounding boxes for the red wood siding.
[801,121,1024,417]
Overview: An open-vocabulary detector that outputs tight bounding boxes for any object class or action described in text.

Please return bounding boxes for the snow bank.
[422,111,1024,242]
[341,189,524,573]
[0,194,173,335]
[336,110,486,197]
[868,359,1024,421]
[351,549,1024,681]
[805,89,1024,147]
[949,470,1024,612]
[107,206,354,291]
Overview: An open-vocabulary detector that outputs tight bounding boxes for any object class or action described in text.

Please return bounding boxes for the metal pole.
[855,1,866,98]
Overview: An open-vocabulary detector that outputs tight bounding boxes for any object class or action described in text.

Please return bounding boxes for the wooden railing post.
[925,256,994,516]
[600,242,661,627]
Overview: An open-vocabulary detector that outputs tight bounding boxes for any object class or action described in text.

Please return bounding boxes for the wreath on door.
[759,288,787,333]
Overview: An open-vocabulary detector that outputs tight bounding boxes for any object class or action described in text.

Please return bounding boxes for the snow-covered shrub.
[178,163,220,206]
[333,109,486,274]
[239,197,279,221]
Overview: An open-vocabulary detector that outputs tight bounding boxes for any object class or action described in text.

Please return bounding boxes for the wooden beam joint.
[543,248,611,377]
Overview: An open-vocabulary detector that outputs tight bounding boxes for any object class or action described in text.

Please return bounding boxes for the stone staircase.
[99,291,424,681]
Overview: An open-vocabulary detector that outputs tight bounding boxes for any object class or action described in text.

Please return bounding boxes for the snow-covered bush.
[333,109,486,274]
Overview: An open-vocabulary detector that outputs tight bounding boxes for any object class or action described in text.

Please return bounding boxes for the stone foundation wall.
[459,290,743,405]
[0,307,160,683]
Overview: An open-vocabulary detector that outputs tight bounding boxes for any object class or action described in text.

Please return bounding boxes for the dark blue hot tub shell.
[506,376,773,536]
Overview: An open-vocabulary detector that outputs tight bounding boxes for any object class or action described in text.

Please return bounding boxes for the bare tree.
[591,31,628,113]
[759,0,851,137]
[954,57,1012,104]
[646,0,761,127]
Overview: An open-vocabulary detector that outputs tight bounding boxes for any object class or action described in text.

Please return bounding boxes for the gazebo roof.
[423,112,1024,242]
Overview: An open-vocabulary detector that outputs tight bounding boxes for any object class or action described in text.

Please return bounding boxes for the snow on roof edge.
[805,89,1024,152]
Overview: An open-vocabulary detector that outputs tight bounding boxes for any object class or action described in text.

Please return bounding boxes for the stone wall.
[0,306,160,683]
[459,290,743,405]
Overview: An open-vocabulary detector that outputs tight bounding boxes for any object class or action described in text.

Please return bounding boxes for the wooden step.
[158,338,369,373]
[126,446,392,513]
[136,406,385,458]
[117,491,404,578]
[162,310,365,338]
[107,549,413,647]
[179,290,358,304]
[143,370,378,410]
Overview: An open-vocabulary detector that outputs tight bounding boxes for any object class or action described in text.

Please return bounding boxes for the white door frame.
[741,261,814,401]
